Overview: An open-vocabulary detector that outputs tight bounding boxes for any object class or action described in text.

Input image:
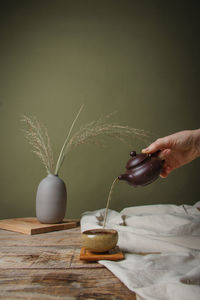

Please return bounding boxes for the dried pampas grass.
[21,115,54,174]
[22,106,149,176]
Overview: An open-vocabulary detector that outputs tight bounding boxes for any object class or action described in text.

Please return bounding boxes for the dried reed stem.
[54,105,84,175]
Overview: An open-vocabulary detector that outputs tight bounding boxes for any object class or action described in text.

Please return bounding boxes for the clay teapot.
[118,150,164,186]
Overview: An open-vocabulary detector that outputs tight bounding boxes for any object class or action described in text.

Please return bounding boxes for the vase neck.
[47,174,58,178]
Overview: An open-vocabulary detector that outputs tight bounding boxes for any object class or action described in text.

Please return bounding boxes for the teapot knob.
[130,151,136,157]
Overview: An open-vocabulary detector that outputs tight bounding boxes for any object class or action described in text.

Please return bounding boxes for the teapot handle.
[151,150,162,158]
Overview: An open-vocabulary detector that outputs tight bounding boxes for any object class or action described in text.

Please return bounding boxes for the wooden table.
[0,227,136,299]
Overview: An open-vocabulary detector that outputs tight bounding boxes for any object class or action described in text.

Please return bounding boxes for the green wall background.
[0,0,199,219]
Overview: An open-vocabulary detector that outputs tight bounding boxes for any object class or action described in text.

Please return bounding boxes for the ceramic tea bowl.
[81,229,118,252]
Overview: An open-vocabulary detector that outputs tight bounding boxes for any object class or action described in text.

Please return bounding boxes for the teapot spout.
[118,174,129,181]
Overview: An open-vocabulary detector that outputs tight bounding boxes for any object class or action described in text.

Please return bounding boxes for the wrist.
[192,129,200,158]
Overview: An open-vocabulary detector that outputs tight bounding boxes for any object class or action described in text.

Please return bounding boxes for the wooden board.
[0,217,79,235]
[80,246,124,261]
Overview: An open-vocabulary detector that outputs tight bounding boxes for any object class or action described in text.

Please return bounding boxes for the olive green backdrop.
[0,0,199,219]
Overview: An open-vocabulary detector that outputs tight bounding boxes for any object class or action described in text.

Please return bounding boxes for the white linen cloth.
[81,202,200,300]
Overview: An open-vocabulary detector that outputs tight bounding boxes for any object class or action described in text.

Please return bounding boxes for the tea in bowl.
[81,229,118,252]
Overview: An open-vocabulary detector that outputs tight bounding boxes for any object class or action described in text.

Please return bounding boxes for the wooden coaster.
[0,217,79,235]
[80,246,124,261]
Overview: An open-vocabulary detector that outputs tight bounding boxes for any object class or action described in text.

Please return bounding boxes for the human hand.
[142,129,200,178]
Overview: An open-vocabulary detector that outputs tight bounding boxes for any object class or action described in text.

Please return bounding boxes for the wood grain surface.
[0,217,79,235]
[0,226,136,299]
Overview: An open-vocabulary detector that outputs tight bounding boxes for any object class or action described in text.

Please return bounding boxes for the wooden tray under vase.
[0,217,79,235]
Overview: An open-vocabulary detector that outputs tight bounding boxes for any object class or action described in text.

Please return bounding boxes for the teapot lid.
[126,151,149,170]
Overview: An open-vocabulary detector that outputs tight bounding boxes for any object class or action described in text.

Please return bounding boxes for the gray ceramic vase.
[36,174,67,224]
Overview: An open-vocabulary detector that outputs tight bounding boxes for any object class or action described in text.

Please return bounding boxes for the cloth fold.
[81,202,200,300]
